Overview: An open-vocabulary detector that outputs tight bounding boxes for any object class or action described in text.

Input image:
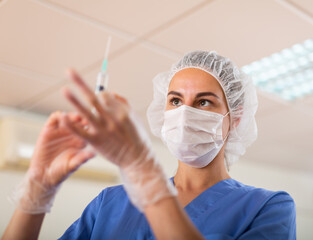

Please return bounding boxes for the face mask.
[161,105,229,168]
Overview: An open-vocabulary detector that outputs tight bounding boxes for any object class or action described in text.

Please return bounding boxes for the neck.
[173,151,231,191]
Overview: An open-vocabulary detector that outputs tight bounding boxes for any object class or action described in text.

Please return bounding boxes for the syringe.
[95,36,111,94]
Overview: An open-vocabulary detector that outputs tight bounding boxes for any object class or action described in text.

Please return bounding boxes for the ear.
[232,117,241,129]
[231,105,243,129]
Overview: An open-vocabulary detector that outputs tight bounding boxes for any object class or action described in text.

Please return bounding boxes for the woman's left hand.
[63,69,149,169]
[64,69,177,212]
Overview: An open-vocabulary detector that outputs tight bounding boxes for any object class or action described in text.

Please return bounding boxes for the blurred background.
[0,0,312,239]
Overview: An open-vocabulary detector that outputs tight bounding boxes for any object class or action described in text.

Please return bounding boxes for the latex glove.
[11,112,95,213]
[63,69,177,211]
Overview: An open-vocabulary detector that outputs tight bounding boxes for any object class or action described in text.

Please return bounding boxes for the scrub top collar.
[170,177,240,220]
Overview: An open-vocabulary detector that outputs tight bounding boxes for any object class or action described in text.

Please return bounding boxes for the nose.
[184,98,194,108]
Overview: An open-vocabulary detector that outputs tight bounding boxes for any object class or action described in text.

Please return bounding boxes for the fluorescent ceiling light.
[241,39,313,101]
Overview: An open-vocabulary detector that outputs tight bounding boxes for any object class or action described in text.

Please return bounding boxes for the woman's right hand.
[29,111,95,188]
[13,111,95,213]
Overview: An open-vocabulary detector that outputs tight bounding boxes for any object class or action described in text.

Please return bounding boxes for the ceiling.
[0,0,313,172]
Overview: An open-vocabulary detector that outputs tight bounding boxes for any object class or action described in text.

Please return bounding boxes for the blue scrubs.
[59,178,296,240]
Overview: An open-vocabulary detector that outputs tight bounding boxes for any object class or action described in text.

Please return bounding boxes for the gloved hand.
[11,112,95,214]
[63,69,177,211]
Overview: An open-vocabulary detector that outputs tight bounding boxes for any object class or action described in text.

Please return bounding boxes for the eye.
[170,97,182,107]
[199,99,211,107]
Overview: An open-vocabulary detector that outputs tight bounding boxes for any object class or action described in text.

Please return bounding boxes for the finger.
[112,92,129,106]
[45,111,63,129]
[68,150,95,173]
[67,112,90,129]
[62,113,93,140]
[63,87,98,126]
[41,135,74,149]
[96,92,124,128]
[67,112,82,122]
[80,117,90,127]
[104,92,129,124]
[99,92,120,114]
[66,69,105,115]
[61,111,93,137]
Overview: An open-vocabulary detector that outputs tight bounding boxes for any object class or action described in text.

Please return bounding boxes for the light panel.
[242,39,313,101]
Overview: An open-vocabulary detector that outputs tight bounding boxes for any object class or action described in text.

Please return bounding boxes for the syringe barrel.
[95,71,109,94]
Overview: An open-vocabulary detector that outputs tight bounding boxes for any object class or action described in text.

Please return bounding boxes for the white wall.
[0,140,312,239]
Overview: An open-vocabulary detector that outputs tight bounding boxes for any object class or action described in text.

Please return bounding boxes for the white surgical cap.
[147,50,258,167]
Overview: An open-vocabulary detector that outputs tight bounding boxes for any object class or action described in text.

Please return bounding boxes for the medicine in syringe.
[95,69,109,94]
[95,36,111,95]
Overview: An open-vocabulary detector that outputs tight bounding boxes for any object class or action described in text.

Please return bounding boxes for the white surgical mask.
[161,105,229,168]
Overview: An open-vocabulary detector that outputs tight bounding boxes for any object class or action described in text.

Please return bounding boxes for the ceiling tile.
[0,69,54,107]
[149,0,313,66]
[243,105,313,173]
[288,0,313,16]
[256,91,313,119]
[0,0,127,79]
[24,45,174,117]
[48,0,206,36]
[83,45,175,113]
[22,76,96,115]
[255,92,289,118]
[302,95,313,107]
[19,90,70,115]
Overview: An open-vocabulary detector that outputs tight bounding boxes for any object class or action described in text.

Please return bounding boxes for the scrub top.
[59,178,296,240]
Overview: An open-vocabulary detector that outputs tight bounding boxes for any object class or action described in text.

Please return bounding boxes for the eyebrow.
[167,91,183,97]
[196,92,220,99]
[167,91,220,99]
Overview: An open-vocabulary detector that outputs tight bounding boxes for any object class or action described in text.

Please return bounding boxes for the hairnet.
[147,50,258,167]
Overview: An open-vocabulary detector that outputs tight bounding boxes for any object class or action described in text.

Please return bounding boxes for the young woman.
[2,51,296,240]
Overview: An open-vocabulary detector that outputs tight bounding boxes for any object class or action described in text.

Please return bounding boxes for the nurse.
[2,51,296,240]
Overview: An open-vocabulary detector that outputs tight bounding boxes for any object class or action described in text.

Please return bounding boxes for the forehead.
[168,68,224,96]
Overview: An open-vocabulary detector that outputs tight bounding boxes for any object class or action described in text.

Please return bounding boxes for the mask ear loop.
[225,158,230,172]
[222,111,231,172]
[222,112,230,142]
